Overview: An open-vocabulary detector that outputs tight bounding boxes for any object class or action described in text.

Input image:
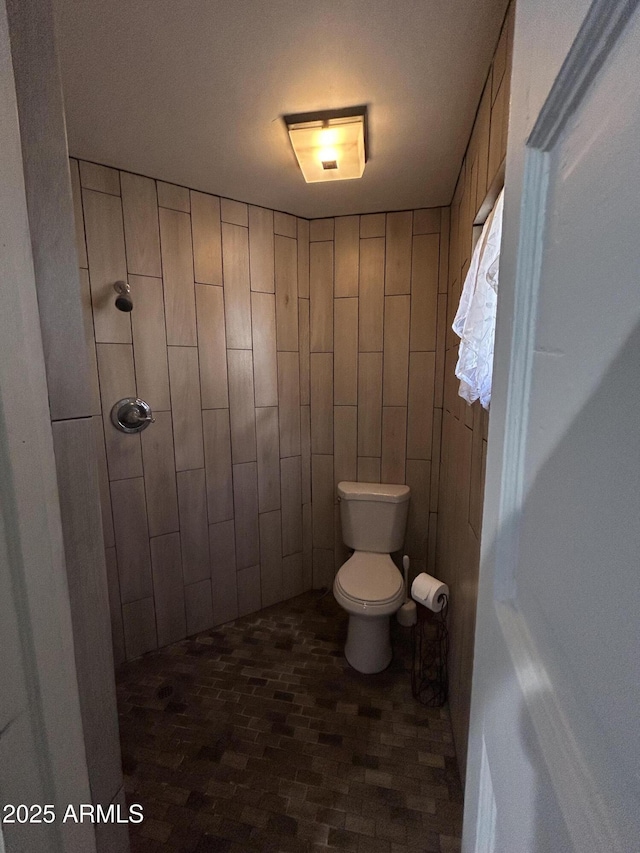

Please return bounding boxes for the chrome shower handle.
[111,397,155,434]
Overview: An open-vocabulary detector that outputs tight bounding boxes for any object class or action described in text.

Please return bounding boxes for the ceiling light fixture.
[283,106,368,183]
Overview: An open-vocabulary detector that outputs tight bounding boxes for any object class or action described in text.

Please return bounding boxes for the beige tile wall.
[308,208,448,587]
[73,160,312,662]
[436,1,514,780]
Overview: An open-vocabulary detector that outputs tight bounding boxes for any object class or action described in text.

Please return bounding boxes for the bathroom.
[4,0,640,852]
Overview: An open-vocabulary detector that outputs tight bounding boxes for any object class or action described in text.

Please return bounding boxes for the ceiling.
[53,0,508,219]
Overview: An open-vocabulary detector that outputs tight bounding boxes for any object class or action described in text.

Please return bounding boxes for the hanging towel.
[452,189,504,409]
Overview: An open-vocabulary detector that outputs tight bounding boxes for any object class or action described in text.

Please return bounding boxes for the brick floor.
[117,591,463,853]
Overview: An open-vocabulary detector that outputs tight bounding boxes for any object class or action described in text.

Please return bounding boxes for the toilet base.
[344,613,392,674]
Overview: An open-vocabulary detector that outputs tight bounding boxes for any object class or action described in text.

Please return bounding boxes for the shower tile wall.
[72,159,312,663]
[436,0,514,778]
[72,157,447,663]
[307,209,448,589]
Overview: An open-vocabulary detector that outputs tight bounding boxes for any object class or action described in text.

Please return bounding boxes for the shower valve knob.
[111,397,155,434]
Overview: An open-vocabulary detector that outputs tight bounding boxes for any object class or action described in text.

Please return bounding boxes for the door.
[464,1,640,851]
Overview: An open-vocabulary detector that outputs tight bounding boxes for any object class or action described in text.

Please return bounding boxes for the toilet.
[333,481,410,674]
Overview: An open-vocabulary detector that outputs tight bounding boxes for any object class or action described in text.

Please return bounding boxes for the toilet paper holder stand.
[410,593,449,708]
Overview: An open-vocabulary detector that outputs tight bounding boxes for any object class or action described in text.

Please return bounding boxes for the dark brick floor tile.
[327,827,360,851]
[116,593,462,853]
[194,834,232,853]
[267,812,299,837]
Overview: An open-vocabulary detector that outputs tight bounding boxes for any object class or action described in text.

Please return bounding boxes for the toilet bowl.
[333,551,405,673]
[333,481,410,674]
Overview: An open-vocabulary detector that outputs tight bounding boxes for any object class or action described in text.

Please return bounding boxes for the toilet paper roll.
[411,573,449,613]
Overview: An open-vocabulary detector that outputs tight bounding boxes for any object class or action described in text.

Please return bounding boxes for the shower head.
[114,280,133,312]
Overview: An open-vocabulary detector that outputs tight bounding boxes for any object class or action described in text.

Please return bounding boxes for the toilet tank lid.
[337,481,410,503]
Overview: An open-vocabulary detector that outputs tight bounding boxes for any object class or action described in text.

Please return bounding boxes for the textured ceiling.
[53,0,508,218]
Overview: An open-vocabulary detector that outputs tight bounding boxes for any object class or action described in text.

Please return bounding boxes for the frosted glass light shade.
[286,113,366,183]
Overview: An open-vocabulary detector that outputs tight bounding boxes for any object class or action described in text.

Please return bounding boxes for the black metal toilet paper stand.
[410,593,449,707]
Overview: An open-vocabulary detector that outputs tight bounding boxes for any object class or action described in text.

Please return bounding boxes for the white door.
[464,1,640,851]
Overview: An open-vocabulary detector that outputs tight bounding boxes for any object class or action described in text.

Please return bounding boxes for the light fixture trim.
[283,106,368,183]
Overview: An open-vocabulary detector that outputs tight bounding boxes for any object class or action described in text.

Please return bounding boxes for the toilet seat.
[334,551,404,616]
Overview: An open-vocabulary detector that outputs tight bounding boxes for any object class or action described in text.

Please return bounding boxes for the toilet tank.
[338,481,410,553]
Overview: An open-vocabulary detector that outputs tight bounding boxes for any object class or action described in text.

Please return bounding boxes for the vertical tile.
[168,346,204,470]
[82,188,131,343]
[237,565,261,617]
[310,241,333,352]
[359,237,385,351]
[251,292,278,407]
[104,547,125,665]
[297,219,310,299]
[274,211,297,238]
[312,549,335,590]
[383,295,411,406]
[221,198,248,226]
[185,580,214,635]
[385,211,413,294]
[427,511,438,575]
[407,352,435,459]
[259,509,283,607]
[277,351,301,457]
[357,352,382,457]
[248,205,274,293]
[50,417,122,807]
[256,406,281,513]
[410,233,439,351]
[157,181,189,212]
[413,208,441,235]
[191,191,222,285]
[334,407,357,490]
[334,503,349,571]
[177,469,210,584]
[196,284,229,408]
[141,411,179,536]
[202,409,234,523]
[357,456,381,483]
[439,208,450,295]
[301,405,311,505]
[310,219,334,241]
[110,477,152,603]
[430,406,443,511]
[275,235,298,351]
[434,293,448,408]
[360,213,386,239]
[381,407,407,484]
[283,553,304,600]
[69,158,87,268]
[92,416,114,548]
[131,275,171,411]
[96,343,142,481]
[122,598,157,660]
[299,298,310,405]
[79,161,120,195]
[120,171,161,277]
[221,222,252,349]
[227,349,257,464]
[334,215,359,297]
[302,503,313,589]
[159,207,197,346]
[310,353,333,454]
[233,462,260,569]
[150,533,186,647]
[280,456,302,556]
[469,405,485,538]
[311,455,334,549]
[78,268,101,415]
[210,519,238,625]
[334,298,358,405]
